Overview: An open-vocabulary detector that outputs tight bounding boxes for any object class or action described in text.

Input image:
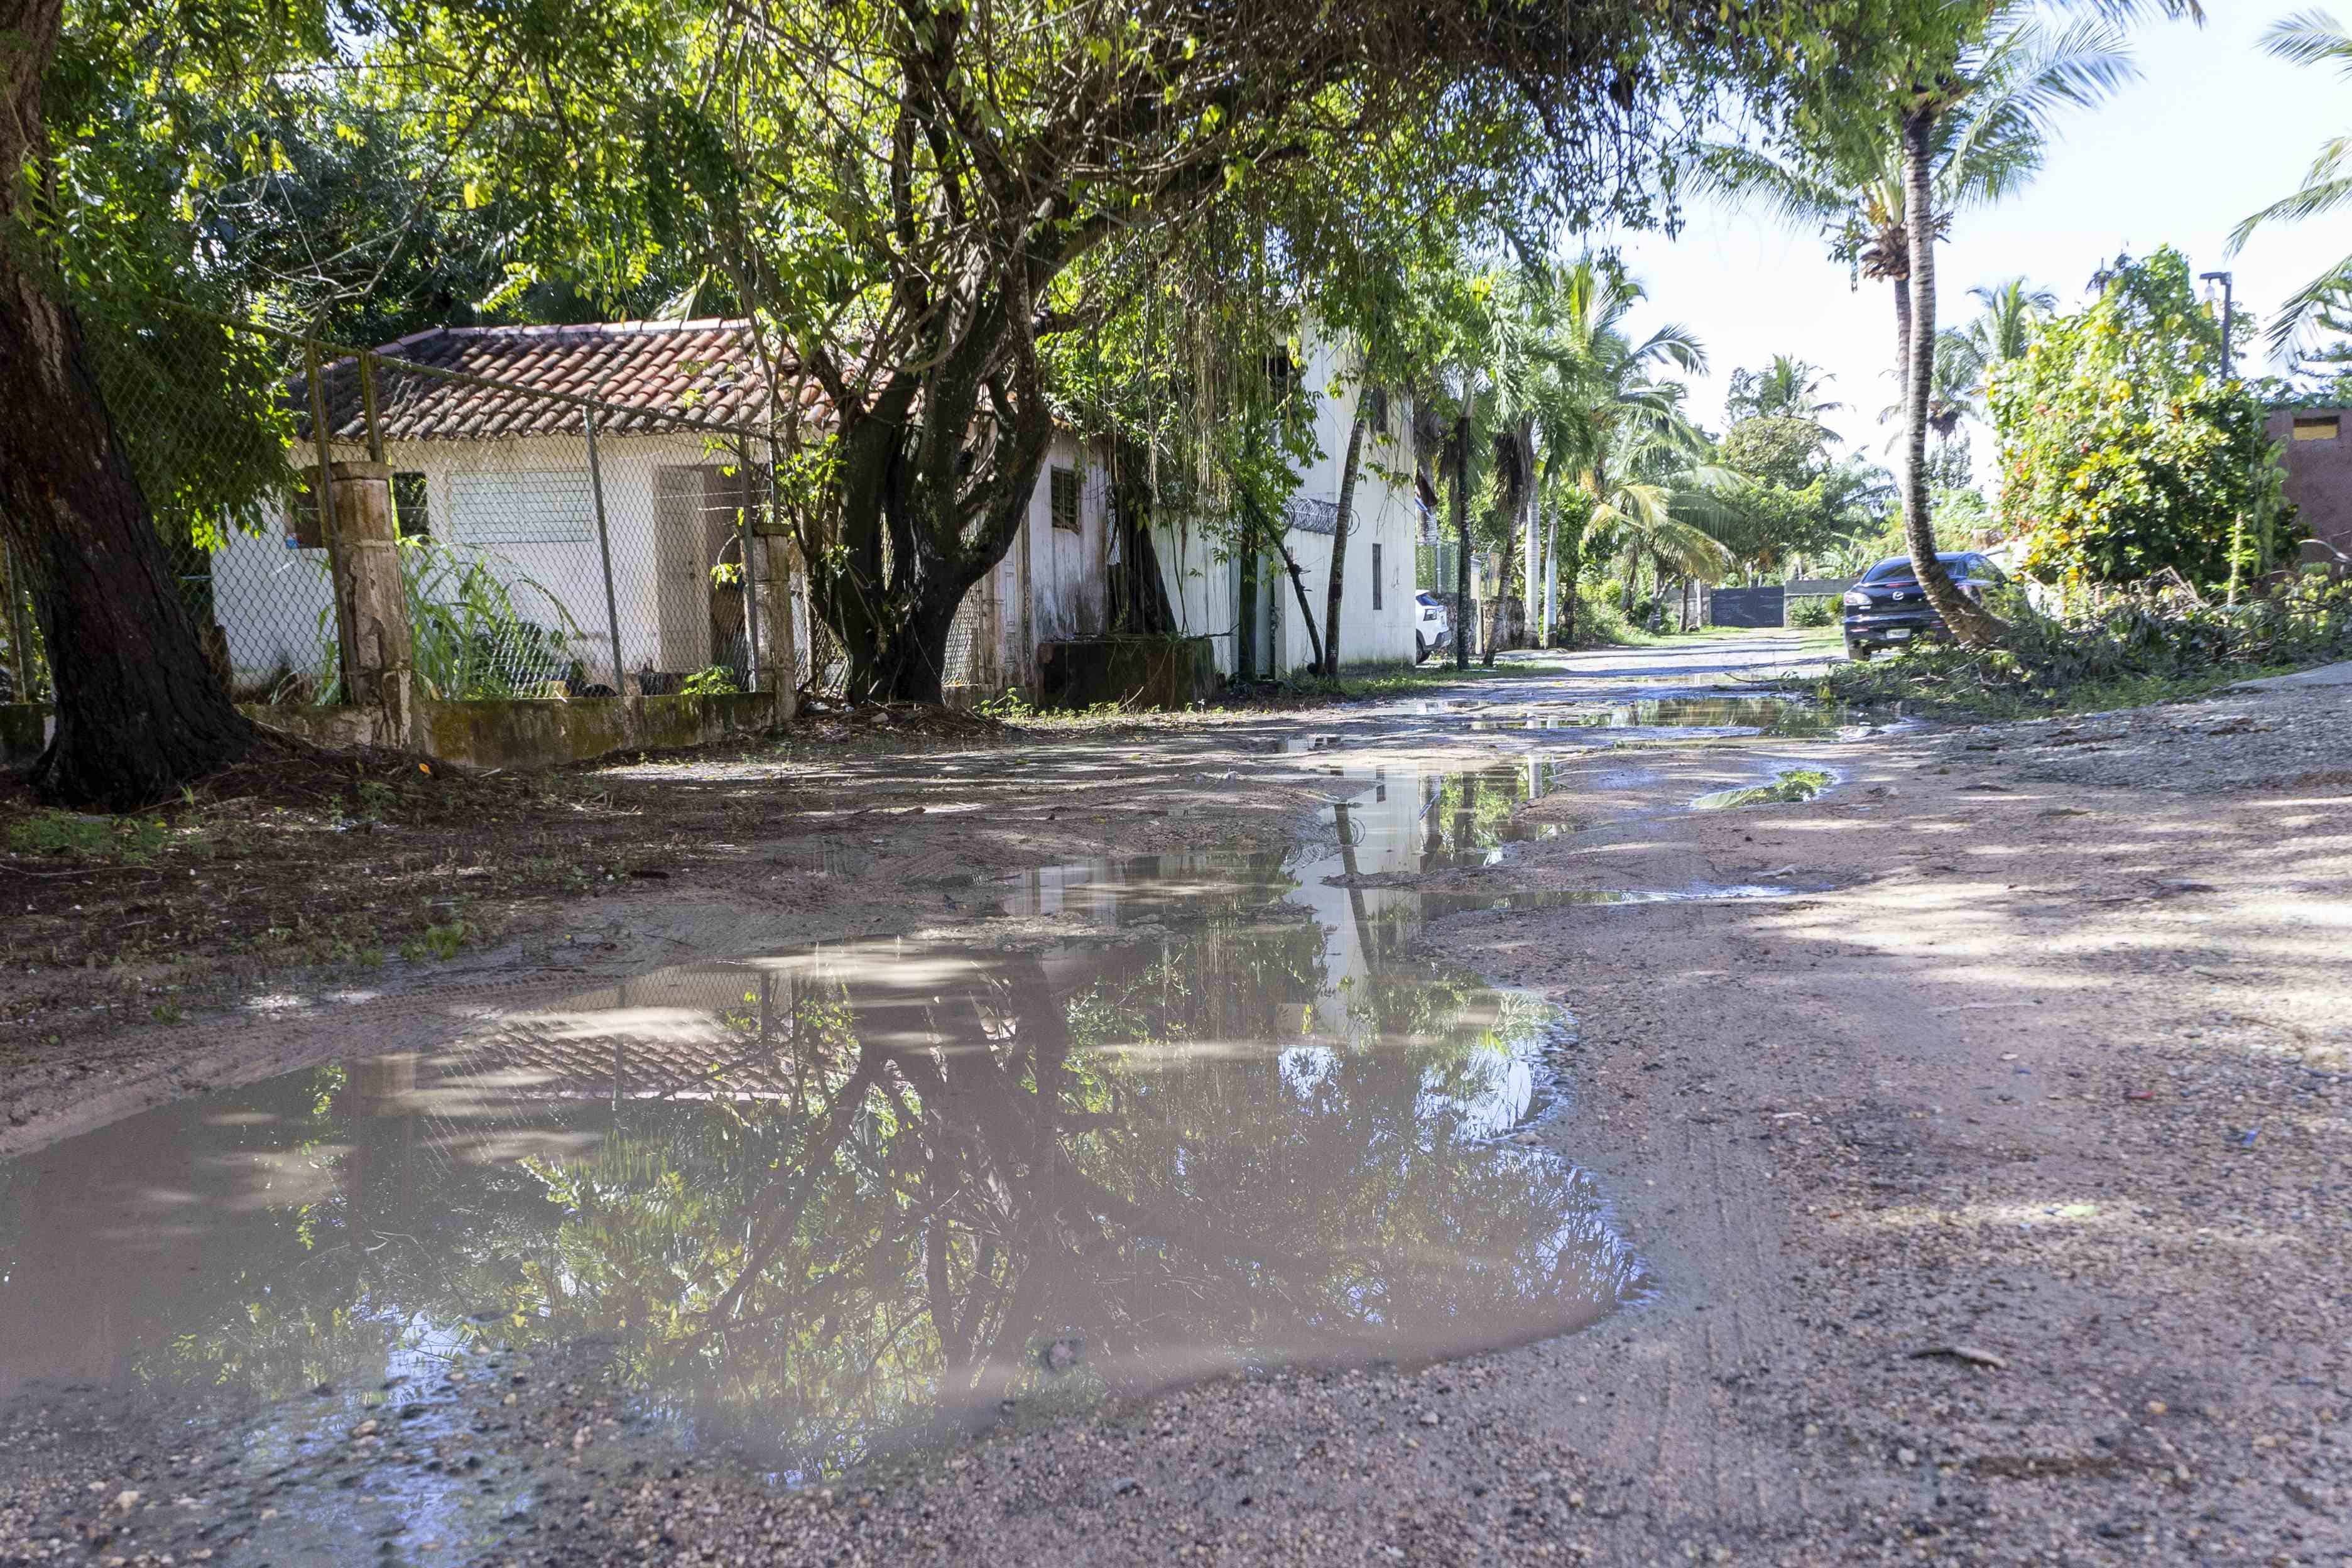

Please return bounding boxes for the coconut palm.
[2231,11,2352,353]
[1520,257,1707,643]
[1966,276,2060,364]
[1699,8,2137,646]
[1725,355,1845,422]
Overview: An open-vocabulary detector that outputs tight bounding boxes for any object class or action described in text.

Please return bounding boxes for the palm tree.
[1523,257,1706,645]
[1701,8,2137,646]
[2231,11,2352,354]
[1725,355,1845,422]
[1966,276,2059,364]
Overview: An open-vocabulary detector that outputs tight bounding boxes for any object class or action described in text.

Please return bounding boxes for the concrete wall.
[243,690,781,772]
[2270,407,2352,565]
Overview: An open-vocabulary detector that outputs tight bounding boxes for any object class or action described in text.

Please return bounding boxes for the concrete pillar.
[755,532,799,720]
[324,460,414,745]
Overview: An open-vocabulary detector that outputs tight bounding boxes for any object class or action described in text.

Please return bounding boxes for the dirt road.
[6,631,2350,1567]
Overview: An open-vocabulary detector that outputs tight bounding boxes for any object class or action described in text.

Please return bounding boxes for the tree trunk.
[1451,410,1471,672]
[1277,542,1326,678]
[1892,273,1914,459]
[1237,545,1260,680]
[1899,105,2005,648]
[1538,501,1556,647]
[1482,503,1516,667]
[1559,523,1579,648]
[0,0,256,808]
[1521,468,1540,639]
[1320,415,1366,678]
[870,580,967,704]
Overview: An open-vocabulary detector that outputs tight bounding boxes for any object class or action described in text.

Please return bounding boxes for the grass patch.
[1692,769,1834,810]
[1798,574,2352,720]
[8,808,170,863]
[1340,659,1551,698]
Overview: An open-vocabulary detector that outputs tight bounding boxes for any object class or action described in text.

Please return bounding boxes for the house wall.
[2270,406,2352,565]
[1152,333,1420,677]
[210,430,768,691]
[973,430,1112,689]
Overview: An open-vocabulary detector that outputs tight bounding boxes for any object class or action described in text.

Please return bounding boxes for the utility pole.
[2199,270,2235,379]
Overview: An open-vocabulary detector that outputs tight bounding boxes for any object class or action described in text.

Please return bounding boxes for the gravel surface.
[1925,677,2352,794]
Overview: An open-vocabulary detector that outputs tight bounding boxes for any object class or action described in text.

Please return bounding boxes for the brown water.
[0,766,1667,1520]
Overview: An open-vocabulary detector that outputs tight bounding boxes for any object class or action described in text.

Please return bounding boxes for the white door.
[655,467,713,673]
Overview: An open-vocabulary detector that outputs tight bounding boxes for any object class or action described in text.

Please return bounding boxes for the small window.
[1371,543,1383,610]
[1365,387,1389,436]
[1266,349,1295,400]
[392,472,430,540]
[1049,466,1080,533]
[2294,415,2341,442]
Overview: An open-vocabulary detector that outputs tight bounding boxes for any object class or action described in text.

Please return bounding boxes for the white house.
[210,318,1412,702]
[1152,332,1422,678]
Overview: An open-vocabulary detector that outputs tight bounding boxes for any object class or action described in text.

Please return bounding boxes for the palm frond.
[2229,141,2352,252]
[1687,141,1851,227]
[2267,255,2352,354]
[2260,8,2352,74]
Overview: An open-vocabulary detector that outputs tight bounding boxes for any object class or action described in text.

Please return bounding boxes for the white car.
[1415,592,1452,664]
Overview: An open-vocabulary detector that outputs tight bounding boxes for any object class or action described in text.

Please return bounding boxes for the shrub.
[1809,568,2352,715]
[1788,595,1838,628]
[677,666,743,697]
[1988,247,2299,595]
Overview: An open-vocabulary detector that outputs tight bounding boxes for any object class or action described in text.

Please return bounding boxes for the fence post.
[749,442,798,720]
[584,403,626,695]
[304,340,356,702]
[754,533,798,719]
[325,462,414,746]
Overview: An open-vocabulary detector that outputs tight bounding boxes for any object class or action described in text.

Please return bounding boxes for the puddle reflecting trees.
[0,808,1643,1483]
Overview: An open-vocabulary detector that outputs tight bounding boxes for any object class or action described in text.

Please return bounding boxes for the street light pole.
[2199,270,2235,379]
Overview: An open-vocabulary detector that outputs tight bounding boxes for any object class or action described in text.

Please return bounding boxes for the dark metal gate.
[1709,586,1785,628]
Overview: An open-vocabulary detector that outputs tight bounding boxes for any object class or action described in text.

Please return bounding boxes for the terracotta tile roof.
[293,319,819,442]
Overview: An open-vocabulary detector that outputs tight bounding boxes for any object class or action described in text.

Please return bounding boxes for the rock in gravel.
[2285,1479,2335,1513]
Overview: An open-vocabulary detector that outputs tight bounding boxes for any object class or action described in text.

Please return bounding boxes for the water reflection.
[1456,697,1838,737]
[0,768,1646,1496]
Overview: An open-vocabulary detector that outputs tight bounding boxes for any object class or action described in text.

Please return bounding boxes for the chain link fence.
[90,305,796,710]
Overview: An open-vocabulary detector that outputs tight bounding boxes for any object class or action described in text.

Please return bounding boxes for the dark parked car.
[1841,552,2006,660]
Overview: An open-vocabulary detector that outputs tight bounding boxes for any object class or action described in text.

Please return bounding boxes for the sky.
[1601,0,2349,486]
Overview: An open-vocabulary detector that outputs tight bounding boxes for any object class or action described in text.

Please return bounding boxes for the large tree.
[0,0,284,808]
[1,0,594,807]
[411,0,1973,700]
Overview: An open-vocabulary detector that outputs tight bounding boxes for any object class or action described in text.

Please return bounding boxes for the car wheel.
[1844,639,1869,662]
[1415,633,1428,665]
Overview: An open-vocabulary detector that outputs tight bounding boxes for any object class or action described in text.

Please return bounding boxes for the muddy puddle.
[0,766,1653,1549]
